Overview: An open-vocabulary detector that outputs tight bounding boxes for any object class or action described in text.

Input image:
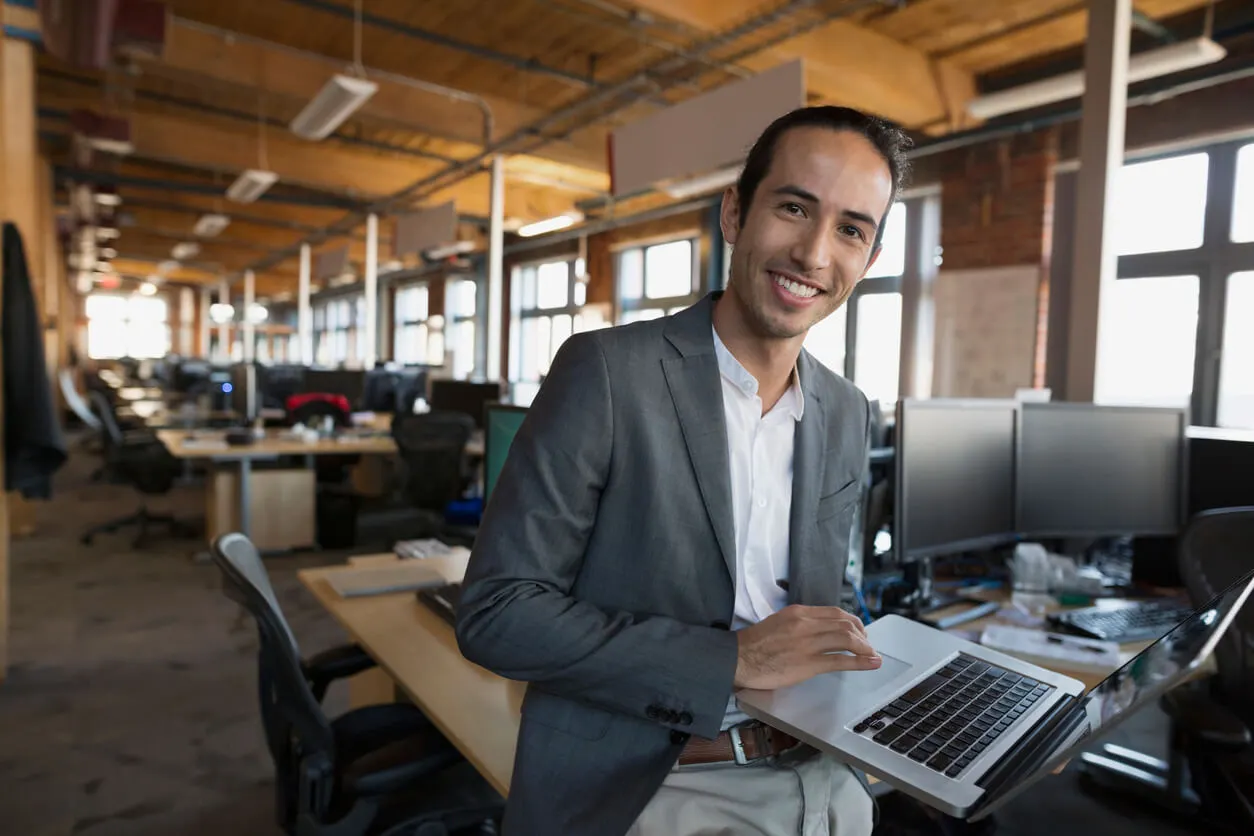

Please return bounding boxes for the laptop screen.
[977,569,1254,819]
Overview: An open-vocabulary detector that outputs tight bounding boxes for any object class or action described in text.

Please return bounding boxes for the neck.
[712,292,803,412]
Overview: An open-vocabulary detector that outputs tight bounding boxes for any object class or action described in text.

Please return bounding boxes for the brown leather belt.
[679,722,802,766]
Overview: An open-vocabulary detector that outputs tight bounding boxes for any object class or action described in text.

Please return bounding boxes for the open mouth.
[771,272,822,300]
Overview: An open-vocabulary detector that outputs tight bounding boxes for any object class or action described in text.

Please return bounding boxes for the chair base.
[1079,743,1201,815]
[81,506,198,549]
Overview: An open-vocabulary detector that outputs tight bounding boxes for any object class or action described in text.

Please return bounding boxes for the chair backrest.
[60,369,101,429]
[209,533,334,768]
[289,397,351,429]
[392,411,475,512]
[88,390,125,446]
[1178,507,1254,725]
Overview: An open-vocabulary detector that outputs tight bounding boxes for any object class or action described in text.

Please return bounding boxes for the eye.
[838,224,866,241]
[780,202,806,217]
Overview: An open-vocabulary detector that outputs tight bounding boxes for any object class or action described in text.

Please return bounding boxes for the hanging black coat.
[3,222,67,498]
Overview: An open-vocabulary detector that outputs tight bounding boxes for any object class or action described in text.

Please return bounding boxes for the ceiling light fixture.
[967,36,1226,121]
[193,213,231,238]
[290,74,379,140]
[517,213,583,238]
[171,242,201,260]
[226,169,279,203]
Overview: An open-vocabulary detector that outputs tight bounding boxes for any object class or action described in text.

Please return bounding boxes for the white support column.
[298,243,313,366]
[364,213,379,369]
[178,287,195,355]
[217,278,231,363]
[486,154,505,382]
[242,270,256,363]
[198,286,211,358]
[1064,0,1132,402]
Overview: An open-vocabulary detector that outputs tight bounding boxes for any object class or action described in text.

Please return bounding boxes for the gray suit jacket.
[457,293,872,835]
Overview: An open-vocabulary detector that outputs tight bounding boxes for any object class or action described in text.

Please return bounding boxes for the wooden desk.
[157,430,397,548]
[298,555,523,796]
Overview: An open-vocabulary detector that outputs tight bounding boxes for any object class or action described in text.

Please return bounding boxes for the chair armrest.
[339,713,461,798]
[1163,688,1252,753]
[304,643,377,702]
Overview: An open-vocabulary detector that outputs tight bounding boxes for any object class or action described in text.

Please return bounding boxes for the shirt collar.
[711,325,805,421]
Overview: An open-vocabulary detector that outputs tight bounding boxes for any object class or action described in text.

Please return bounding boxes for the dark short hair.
[736,106,913,252]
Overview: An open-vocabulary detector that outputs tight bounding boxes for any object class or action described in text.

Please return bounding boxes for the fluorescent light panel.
[226,169,279,203]
[662,165,741,200]
[193,213,231,238]
[517,213,582,238]
[290,74,379,140]
[967,37,1226,120]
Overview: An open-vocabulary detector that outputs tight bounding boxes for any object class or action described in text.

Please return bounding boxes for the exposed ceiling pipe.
[53,166,362,208]
[239,0,867,279]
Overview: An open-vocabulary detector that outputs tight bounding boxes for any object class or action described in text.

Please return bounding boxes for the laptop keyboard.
[852,653,1052,779]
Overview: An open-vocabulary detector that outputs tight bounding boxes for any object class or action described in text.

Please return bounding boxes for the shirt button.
[757,497,767,508]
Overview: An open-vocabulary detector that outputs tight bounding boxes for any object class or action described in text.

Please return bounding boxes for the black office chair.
[1080,507,1254,831]
[391,412,476,543]
[209,533,503,836]
[80,391,196,547]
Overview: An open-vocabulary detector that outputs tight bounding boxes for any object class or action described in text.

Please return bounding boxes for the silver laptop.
[737,571,1254,822]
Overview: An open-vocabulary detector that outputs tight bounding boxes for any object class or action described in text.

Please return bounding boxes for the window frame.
[85,292,172,360]
[615,233,703,323]
[1105,139,1254,426]
[312,290,365,369]
[392,281,437,366]
[510,256,590,387]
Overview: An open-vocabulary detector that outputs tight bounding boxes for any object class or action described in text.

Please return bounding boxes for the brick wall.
[937,127,1059,272]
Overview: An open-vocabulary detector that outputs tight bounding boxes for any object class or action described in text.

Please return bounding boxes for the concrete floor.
[0,450,1213,835]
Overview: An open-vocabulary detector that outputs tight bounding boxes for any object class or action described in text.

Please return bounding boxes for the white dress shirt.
[712,326,804,728]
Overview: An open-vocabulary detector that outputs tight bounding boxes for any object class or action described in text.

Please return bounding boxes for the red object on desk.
[286,393,351,418]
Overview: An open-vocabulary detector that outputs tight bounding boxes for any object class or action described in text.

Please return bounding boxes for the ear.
[719,187,740,247]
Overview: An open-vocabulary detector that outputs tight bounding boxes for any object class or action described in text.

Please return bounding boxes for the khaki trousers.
[627,747,875,836]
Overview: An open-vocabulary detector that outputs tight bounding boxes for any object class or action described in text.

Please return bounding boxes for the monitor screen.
[484,405,527,501]
[895,399,1019,560]
[430,380,504,429]
[1017,404,1186,537]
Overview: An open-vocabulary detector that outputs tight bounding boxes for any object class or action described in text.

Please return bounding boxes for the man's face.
[721,127,894,340]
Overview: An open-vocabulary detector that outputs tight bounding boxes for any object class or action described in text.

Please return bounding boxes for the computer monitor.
[894,399,1019,561]
[1016,403,1187,537]
[361,368,401,412]
[304,369,366,405]
[484,404,528,502]
[429,380,505,429]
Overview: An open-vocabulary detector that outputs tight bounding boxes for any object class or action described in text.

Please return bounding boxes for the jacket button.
[710,620,730,630]
[665,710,680,723]
[646,706,662,720]
[678,711,693,726]
[670,730,690,745]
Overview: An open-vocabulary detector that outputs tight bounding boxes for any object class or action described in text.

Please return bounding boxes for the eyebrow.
[772,184,880,232]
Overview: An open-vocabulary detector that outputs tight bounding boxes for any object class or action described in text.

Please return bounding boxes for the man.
[457,106,911,835]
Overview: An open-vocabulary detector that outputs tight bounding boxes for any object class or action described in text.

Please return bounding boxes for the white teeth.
[773,273,818,299]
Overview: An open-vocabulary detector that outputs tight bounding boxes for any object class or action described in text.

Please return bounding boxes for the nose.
[789,222,834,274]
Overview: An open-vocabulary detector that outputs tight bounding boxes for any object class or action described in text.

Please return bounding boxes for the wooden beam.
[37,81,583,222]
[627,0,977,130]
[156,18,609,173]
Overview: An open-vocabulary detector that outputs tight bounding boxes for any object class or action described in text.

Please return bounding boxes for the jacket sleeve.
[455,332,738,741]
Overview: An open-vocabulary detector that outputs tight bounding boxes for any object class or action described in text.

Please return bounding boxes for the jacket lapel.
[787,352,828,606]
[662,297,737,583]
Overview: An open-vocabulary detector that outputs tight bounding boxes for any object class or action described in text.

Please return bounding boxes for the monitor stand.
[881,559,963,619]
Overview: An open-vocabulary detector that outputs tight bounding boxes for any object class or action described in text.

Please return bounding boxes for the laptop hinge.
[970,693,1086,807]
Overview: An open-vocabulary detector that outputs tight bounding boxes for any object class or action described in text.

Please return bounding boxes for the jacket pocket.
[816,478,861,522]
[521,688,613,741]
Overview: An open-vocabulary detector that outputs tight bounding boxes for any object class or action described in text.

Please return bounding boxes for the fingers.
[817,652,884,673]
[790,605,867,636]
[817,628,879,659]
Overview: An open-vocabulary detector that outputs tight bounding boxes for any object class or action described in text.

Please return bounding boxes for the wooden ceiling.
[40,0,1216,297]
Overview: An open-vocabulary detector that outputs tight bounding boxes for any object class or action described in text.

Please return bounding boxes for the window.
[313,294,363,368]
[511,258,605,401]
[1217,272,1254,429]
[1233,143,1254,243]
[853,293,903,405]
[445,279,480,379]
[86,293,171,359]
[1096,275,1199,409]
[617,237,700,322]
[800,200,912,404]
[1113,152,1209,256]
[393,284,442,365]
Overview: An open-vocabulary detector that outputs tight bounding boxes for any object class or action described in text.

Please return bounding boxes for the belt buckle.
[729,725,752,765]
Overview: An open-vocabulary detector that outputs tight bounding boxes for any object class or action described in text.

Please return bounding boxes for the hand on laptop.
[733,605,882,691]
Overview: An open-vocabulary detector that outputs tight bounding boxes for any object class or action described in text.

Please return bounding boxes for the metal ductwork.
[37,0,166,69]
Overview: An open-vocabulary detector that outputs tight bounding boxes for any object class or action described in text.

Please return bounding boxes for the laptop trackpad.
[827,652,913,708]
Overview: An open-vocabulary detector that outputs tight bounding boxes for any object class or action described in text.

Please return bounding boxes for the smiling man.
[457,106,911,836]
